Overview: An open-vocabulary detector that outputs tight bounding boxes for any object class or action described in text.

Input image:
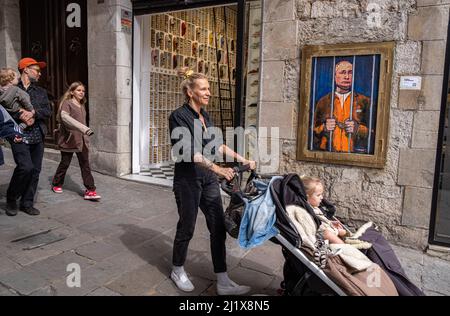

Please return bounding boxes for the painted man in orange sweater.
[313,61,371,153]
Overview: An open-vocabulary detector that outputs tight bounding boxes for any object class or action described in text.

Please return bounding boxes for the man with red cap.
[5,57,51,216]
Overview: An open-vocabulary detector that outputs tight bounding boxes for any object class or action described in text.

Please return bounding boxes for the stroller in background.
[221,166,424,296]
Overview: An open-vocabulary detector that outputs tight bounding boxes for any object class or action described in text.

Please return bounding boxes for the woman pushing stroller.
[168,67,256,295]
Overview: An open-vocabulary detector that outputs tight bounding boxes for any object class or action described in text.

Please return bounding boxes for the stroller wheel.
[276,288,285,296]
[277,281,286,296]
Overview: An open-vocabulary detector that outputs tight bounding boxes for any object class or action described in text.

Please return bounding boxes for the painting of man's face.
[297,42,394,168]
[335,61,353,92]
[307,55,381,155]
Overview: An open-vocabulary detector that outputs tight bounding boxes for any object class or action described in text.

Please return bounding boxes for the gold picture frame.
[297,42,394,168]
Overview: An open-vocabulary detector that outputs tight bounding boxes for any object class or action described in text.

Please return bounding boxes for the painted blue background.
[308,54,381,154]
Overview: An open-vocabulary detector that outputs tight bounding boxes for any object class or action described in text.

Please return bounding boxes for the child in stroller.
[302,176,347,245]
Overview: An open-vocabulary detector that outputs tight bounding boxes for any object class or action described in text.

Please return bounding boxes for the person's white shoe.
[170,270,195,292]
[217,280,251,296]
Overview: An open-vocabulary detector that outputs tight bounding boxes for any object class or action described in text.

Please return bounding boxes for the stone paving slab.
[157,274,214,296]
[87,287,121,296]
[0,256,20,275]
[38,203,86,220]
[55,208,114,228]
[23,251,94,283]
[185,256,218,281]
[391,245,425,290]
[45,257,135,296]
[103,231,153,251]
[0,284,18,296]
[227,266,276,296]
[138,212,178,234]
[0,214,63,243]
[77,214,143,238]
[0,268,49,295]
[105,264,168,296]
[5,227,97,267]
[35,186,81,206]
[423,255,450,295]
[29,285,57,296]
[88,251,154,283]
[128,234,175,267]
[240,242,284,275]
[49,278,96,296]
[75,240,127,262]
[126,207,168,220]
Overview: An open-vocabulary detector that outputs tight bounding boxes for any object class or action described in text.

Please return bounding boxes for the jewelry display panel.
[148,7,237,164]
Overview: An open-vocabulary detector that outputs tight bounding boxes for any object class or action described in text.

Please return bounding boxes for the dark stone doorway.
[20,0,88,147]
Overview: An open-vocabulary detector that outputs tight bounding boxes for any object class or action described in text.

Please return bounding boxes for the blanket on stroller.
[286,204,398,296]
[286,204,373,272]
[319,200,425,296]
[324,255,399,296]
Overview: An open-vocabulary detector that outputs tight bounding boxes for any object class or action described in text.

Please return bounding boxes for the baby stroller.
[221,167,424,296]
[221,166,346,296]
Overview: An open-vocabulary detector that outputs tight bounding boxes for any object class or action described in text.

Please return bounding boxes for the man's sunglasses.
[28,67,41,74]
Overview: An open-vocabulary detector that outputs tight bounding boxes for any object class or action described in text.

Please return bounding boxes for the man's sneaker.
[19,206,40,216]
[84,190,101,200]
[52,186,63,194]
[217,280,251,296]
[170,270,195,292]
[5,201,18,217]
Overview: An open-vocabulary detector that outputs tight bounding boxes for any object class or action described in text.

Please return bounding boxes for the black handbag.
[224,195,245,239]
[223,170,260,238]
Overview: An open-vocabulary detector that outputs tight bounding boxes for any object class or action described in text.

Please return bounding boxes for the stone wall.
[87,0,133,176]
[0,0,21,69]
[259,0,449,249]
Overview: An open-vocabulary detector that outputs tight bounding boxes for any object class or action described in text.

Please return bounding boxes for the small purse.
[224,194,245,239]
[223,170,260,239]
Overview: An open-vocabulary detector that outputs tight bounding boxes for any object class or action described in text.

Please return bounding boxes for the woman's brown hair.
[57,81,86,121]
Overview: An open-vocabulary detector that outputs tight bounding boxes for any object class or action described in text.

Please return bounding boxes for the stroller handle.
[220,164,256,194]
[233,164,252,174]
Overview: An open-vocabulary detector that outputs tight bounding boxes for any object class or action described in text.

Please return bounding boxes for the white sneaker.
[217,280,251,296]
[170,270,195,292]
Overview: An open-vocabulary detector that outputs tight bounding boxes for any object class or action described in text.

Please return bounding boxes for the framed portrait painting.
[297,42,394,168]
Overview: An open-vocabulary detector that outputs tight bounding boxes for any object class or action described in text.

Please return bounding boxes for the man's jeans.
[7,141,44,208]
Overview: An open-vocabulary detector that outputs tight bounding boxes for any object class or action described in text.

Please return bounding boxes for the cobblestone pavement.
[0,149,284,296]
[1,148,449,296]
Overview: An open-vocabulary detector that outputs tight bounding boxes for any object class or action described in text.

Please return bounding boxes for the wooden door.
[20,0,88,147]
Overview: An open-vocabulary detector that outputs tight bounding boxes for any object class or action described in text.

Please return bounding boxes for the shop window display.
[148,6,237,165]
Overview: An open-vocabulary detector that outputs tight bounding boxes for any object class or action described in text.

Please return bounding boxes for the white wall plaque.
[400,76,422,90]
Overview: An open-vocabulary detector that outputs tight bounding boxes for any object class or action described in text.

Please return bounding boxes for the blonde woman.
[169,67,256,295]
[51,82,100,200]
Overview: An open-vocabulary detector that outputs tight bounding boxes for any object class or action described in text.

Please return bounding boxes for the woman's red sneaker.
[84,190,101,200]
[52,186,63,194]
